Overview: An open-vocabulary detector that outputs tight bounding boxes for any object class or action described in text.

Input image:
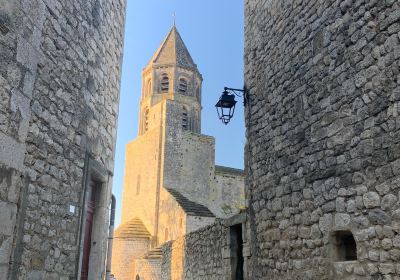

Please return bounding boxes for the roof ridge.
[166,188,215,218]
[146,26,197,69]
[115,217,151,239]
[151,26,175,63]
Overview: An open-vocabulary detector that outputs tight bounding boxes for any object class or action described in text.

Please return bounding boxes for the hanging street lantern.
[215,89,237,125]
[215,87,247,125]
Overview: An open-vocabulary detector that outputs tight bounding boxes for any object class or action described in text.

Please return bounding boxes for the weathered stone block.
[363,192,381,208]
[244,0,400,278]
[0,202,16,236]
[0,236,13,264]
[334,213,351,229]
[369,209,392,225]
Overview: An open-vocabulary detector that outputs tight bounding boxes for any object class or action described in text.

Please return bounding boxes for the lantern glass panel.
[215,92,237,124]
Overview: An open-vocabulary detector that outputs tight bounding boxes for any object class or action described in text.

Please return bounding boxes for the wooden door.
[81,185,96,280]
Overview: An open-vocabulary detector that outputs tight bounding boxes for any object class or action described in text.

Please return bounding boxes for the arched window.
[144,108,149,132]
[178,78,188,94]
[160,74,169,92]
[136,175,141,195]
[182,106,189,130]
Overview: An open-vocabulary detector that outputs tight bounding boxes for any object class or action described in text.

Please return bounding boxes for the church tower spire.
[139,26,203,135]
[114,26,244,279]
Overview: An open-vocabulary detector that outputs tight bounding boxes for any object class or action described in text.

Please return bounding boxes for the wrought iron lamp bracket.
[223,87,248,106]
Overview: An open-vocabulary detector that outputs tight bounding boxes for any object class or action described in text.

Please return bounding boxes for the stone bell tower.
[138,25,202,135]
[113,25,244,280]
[120,25,208,242]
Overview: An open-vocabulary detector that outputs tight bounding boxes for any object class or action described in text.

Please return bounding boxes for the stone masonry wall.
[161,220,230,280]
[111,238,150,280]
[121,124,162,235]
[185,215,215,234]
[210,166,245,218]
[0,0,126,278]
[163,105,245,219]
[158,187,188,244]
[135,258,162,280]
[163,102,215,208]
[245,0,400,279]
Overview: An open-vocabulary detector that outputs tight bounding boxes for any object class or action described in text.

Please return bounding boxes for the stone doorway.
[230,224,244,280]
[81,180,98,280]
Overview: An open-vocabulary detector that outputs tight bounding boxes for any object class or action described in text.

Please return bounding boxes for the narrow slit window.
[196,86,200,100]
[144,109,149,132]
[182,107,189,130]
[136,175,141,195]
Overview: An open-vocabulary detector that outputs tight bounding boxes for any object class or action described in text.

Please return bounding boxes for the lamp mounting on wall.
[215,87,247,125]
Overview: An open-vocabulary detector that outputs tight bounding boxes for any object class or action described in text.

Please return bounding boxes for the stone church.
[111,26,244,280]
[3,0,399,279]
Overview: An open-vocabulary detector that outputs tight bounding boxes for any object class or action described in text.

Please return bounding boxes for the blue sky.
[113,0,244,226]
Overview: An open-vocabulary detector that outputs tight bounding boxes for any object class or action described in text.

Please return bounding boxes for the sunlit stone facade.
[111,26,244,280]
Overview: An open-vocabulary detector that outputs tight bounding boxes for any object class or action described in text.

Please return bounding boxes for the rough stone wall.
[158,187,187,244]
[161,238,185,280]
[163,112,245,218]
[111,238,150,280]
[185,216,215,234]
[161,242,172,280]
[210,166,245,218]
[135,258,162,280]
[158,186,216,246]
[178,131,215,205]
[245,0,400,279]
[163,101,214,206]
[161,220,230,280]
[0,0,126,278]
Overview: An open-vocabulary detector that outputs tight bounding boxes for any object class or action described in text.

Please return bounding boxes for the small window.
[136,175,141,195]
[182,107,189,130]
[196,86,200,100]
[331,231,357,261]
[144,109,149,132]
[178,78,188,94]
[160,74,169,92]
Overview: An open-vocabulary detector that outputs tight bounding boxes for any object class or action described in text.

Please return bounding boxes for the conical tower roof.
[114,217,151,240]
[149,26,197,69]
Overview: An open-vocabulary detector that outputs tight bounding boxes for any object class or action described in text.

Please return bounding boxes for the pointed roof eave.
[146,26,198,70]
[147,27,175,66]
